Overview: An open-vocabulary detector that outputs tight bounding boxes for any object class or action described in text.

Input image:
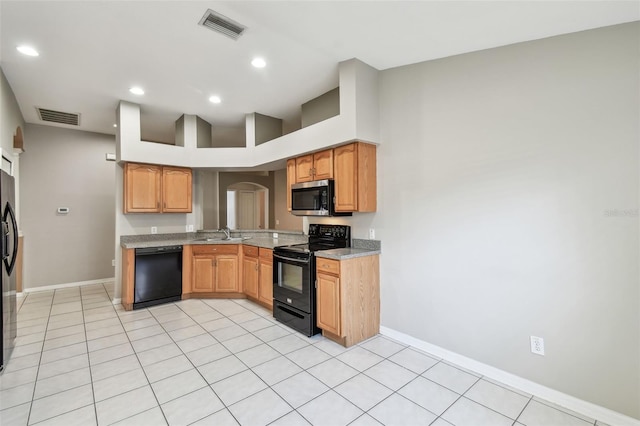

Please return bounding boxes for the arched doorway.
[226,182,268,230]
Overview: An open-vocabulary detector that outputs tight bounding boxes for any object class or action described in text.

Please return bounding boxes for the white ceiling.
[1,1,638,143]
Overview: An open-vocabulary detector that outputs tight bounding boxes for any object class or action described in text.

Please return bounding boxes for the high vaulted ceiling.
[1,1,638,143]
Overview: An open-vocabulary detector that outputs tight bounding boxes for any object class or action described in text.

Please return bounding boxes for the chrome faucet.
[219,227,231,239]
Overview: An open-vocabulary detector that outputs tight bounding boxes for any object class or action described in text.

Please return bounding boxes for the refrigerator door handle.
[3,202,18,275]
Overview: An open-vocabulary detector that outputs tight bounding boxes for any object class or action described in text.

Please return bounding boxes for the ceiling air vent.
[36,107,80,126]
[198,9,246,40]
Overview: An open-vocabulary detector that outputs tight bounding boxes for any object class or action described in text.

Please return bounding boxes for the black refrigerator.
[1,170,18,373]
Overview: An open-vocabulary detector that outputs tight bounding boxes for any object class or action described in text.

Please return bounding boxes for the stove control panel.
[308,224,350,240]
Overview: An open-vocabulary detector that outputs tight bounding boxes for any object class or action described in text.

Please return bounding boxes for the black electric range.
[272,224,350,336]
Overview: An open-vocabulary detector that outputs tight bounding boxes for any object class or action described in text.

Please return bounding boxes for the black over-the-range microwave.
[291,179,352,216]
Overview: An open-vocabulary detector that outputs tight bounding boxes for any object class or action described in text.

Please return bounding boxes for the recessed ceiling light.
[129,87,144,95]
[251,57,266,68]
[209,95,221,104]
[17,45,39,57]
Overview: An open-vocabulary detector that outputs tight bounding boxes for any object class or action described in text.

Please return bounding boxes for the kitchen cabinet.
[333,142,376,212]
[242,246,273,309]
[242,246,259,299]
[316,254,380,347]
[162,166,192,213]
[295,149,333,183]
[190,245,240,295]
[121,248,135,310]
[258,248,273,308]
[123,162,192,213]
[285,143,376,213]
[286,159,296,212]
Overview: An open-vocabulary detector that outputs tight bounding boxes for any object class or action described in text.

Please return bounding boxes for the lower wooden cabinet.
[190,245,240,295]
[316,255,380,347]
[316,270,341,336]
[242,246,259,299]
[258,248,273,308]
[243,246,273,309]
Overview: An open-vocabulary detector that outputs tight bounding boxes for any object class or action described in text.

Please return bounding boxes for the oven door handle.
[273,253,310,265]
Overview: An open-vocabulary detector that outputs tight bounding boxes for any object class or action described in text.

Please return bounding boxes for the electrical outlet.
[530,336,545,356]
[369,228,375,239]
[186,224,194,232]
[111,259,115,267]
[273,232,278,239]
[151,226,157,234]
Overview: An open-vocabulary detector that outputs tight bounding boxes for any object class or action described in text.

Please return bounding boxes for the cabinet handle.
[163,202,166,209]
[255,264,258,271]
[157,202,160,209]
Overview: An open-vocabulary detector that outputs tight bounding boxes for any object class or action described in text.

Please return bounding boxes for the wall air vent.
[198,9,246,40]
[36,107,80,126]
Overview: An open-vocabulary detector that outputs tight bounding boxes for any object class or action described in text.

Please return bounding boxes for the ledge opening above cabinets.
[123,162,193,214]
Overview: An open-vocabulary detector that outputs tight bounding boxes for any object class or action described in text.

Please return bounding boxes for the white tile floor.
[0,284,608,426]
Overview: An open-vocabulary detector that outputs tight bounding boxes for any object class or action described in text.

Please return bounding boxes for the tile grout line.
[110,300,170,426]
[25,289,55,426]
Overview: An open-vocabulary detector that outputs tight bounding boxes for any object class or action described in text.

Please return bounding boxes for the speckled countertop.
[315,247,381,260]
[120,230,307,249]
[120,231,382,259]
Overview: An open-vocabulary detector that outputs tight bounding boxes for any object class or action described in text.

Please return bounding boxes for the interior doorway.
[226,182,268,230]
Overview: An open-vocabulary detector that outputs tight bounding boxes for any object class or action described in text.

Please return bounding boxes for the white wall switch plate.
[273,232,278,239]
[151,226,157,234]
[111,259,115,267]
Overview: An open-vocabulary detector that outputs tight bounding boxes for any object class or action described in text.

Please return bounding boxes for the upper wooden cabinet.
[162,166,192,213]
[334,142,376,213]
[295,149,334,183]
[124,162,192,214]
[295,154,314,182]
[312,149,333,180]
[286,159,296,212]
[123,163,162,213]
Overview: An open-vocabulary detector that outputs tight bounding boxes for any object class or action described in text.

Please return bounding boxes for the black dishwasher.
[134,246,183,309]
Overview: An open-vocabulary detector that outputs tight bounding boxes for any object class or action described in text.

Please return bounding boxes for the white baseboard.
[380,326,640,426]
[23,278,115,293]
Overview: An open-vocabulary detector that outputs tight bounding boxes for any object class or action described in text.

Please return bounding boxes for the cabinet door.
[243,257,259,299]
[313,149,333,180]
[214,254,239,292]
[316,272,341,336]
[162,166,192,213]
[124,163,162,213]
[258,260,273,308]
[286,159,296,211]
[333,144,358,212]
[192,256,214,293]
[295,154,314,183]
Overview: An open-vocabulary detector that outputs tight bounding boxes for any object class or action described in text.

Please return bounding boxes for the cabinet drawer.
[316,258,340,276]
[243,245,259,258]
[259,248,273,262]
[192,244,239,255]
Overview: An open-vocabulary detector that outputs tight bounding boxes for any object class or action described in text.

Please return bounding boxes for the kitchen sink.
[193,236,251,243]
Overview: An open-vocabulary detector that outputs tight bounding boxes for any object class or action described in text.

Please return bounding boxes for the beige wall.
[274,168,303,231]
[20,124,116,289]
[0,68,25,225]
[371,22,638,418]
